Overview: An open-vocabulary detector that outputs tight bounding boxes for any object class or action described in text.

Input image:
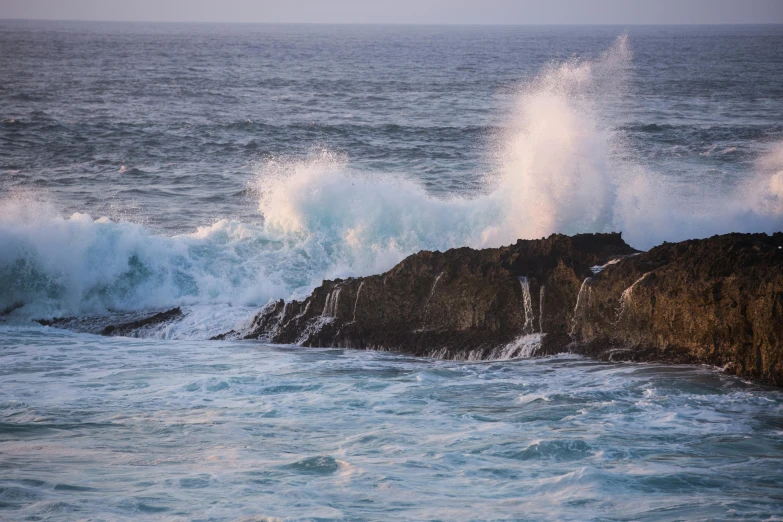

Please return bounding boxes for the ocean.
[1,21,782,520]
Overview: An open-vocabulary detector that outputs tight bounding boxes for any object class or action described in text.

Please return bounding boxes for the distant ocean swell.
[2,36,782,322]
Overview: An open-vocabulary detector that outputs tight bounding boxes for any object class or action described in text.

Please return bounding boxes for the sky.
[1,0,782,25]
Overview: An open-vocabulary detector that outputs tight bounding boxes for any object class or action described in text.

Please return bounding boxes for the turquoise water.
[2,327,782,520]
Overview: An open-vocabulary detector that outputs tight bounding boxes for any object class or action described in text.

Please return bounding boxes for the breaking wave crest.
[2,35,782,320]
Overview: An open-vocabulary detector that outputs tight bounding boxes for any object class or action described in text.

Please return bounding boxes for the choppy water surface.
[1,328,782,520]
[2,23,783,319]
[2,22,783,520]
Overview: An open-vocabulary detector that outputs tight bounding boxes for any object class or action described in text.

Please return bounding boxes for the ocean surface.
[1,21,783,520]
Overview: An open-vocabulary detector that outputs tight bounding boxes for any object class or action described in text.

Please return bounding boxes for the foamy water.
[2,34,782,322]
[1,327,781,520]
[2,22,783,520]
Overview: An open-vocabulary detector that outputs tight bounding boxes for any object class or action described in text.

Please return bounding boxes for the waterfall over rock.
[518,276,535,334]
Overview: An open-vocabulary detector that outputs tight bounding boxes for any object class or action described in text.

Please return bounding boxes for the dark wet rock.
[36,307,184,337]
[99,307,183,336]
[240,232,783,386]
[35,316,76,327]
[210,329,239,341]
[241,233,636,358]
[569,233,783,386]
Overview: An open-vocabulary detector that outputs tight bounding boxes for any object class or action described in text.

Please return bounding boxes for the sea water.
[1,22,783,519]
[2,328,782,520]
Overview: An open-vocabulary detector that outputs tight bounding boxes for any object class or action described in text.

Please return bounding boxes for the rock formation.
[570,233,783,385]
[36,307,183,337]
[240,232,633,355]
[35,232,782,386]
[98,307,183,336]
[240,232,783,386]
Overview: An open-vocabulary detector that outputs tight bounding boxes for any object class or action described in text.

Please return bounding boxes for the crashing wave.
[2,35,782,327]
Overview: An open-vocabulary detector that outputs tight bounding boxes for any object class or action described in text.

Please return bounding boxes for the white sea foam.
[2,35,782,321]
[0,198,293,318]
[2,328,777,520]
[248,34,782,253]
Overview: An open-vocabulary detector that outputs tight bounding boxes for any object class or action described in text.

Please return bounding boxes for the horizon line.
[2,18,783,27]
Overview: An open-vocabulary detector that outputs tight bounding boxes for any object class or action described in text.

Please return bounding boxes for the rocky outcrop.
[241,233,637,357]
[240,232,783,386]
[570,233,783,385]
[98,307,183,336]
[36,307,184,337]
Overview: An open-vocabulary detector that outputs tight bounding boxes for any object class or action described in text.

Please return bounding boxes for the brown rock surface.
[242,233,637,358]
[571,233,783,385]
[241,232,783,385]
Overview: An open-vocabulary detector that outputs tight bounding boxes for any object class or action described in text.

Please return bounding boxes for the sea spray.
[484,37,630,245]
[427,333,542,361]
[3,35,783,323]
[0,198,292,319]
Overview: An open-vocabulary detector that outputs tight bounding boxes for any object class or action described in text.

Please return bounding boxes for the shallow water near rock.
[1,326,782,520]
